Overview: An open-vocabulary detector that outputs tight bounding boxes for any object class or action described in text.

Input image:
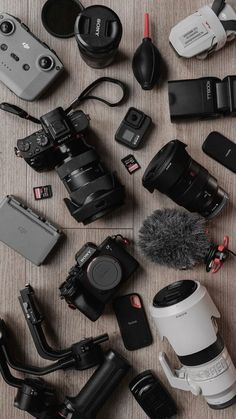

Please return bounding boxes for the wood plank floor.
[0,0,236,418]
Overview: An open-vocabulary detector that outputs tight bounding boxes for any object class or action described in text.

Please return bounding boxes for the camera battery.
[115,107,152,149]
[33,185,53,200]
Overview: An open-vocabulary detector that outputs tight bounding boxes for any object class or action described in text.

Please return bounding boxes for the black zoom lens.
[56,149,125,225]
[142,140,229,219]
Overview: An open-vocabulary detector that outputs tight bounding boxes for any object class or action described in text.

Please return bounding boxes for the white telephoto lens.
[150,280,236,409]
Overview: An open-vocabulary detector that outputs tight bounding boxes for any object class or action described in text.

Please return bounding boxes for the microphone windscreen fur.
[139,208,211,270]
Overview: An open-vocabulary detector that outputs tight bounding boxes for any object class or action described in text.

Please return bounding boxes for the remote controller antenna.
[132,13,162,90]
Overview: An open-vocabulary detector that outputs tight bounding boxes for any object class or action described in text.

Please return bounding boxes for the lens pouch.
[42,0,84,38]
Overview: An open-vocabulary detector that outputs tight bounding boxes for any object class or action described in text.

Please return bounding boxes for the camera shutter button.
[87,256,122,291]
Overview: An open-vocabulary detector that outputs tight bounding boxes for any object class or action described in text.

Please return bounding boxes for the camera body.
[16,107,90,172]
[60,236,139,321]
[15,107,125,225]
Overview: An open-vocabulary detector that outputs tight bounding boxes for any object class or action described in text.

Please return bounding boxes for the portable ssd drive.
[113,293,153,351]
[0,196,63,265]
[202,131,236,173]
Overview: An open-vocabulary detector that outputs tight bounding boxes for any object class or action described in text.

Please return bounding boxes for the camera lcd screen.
[123,129,135,143]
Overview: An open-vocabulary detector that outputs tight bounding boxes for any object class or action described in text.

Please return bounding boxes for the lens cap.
[87,256,122,291]
[42,0,84,38]
[75,5,123,53]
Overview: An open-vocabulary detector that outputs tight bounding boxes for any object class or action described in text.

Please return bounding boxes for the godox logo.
[95,18,102,37]
[206,81,212,100]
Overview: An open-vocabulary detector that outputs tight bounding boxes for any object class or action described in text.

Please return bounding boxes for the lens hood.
[143,139,229,219]
[142,140,190,193]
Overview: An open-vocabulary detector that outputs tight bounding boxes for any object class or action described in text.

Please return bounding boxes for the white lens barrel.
[150,281,220,356]
[151,280,236,409]
[185,348,236,408]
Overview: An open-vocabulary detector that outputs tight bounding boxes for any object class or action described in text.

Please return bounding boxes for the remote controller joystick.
[38,56,54,71]
[0,20,14,35]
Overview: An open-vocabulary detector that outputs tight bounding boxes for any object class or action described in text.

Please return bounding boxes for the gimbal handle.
[19,285,72,361]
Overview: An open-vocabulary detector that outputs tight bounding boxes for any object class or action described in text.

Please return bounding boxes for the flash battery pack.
[0,196,63,265]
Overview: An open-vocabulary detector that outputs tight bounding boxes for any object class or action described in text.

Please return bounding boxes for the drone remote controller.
[0,13,64,100]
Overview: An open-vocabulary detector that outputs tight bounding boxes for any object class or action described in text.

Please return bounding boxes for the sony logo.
[206,80,212,100]
[95,18,102,37]
[79,249,91,264]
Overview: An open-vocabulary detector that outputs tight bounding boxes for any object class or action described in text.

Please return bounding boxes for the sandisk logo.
[206,81,212,100]
[95,18,102,37]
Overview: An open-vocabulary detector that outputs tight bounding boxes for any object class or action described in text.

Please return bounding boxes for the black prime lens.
[74,5,123,68]
[142,140,229,219]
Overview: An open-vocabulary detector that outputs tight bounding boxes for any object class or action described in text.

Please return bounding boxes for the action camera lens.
[0,20,14,35]
[38,56,54,71]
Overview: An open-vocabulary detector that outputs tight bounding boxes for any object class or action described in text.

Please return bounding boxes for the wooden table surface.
[1,0,236,418]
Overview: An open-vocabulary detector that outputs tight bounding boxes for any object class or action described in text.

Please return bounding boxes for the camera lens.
[0,20,14,35]
[38,56,54,71]
[56,146,125,225]
[143,140,229,219]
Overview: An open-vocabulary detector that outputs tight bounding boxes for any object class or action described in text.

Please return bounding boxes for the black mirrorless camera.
[59,235,139,321]
[15,106,125,225]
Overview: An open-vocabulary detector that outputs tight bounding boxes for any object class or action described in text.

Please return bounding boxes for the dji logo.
[18,226,27,234]
[95,18,102,37]
[206,81,212,100]
[22,42,30,49]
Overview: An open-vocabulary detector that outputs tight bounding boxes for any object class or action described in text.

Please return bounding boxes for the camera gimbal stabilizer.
[1,284,108,376]
[0,285,131,418]
[0,337,57,419]
[0,339,130,419]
